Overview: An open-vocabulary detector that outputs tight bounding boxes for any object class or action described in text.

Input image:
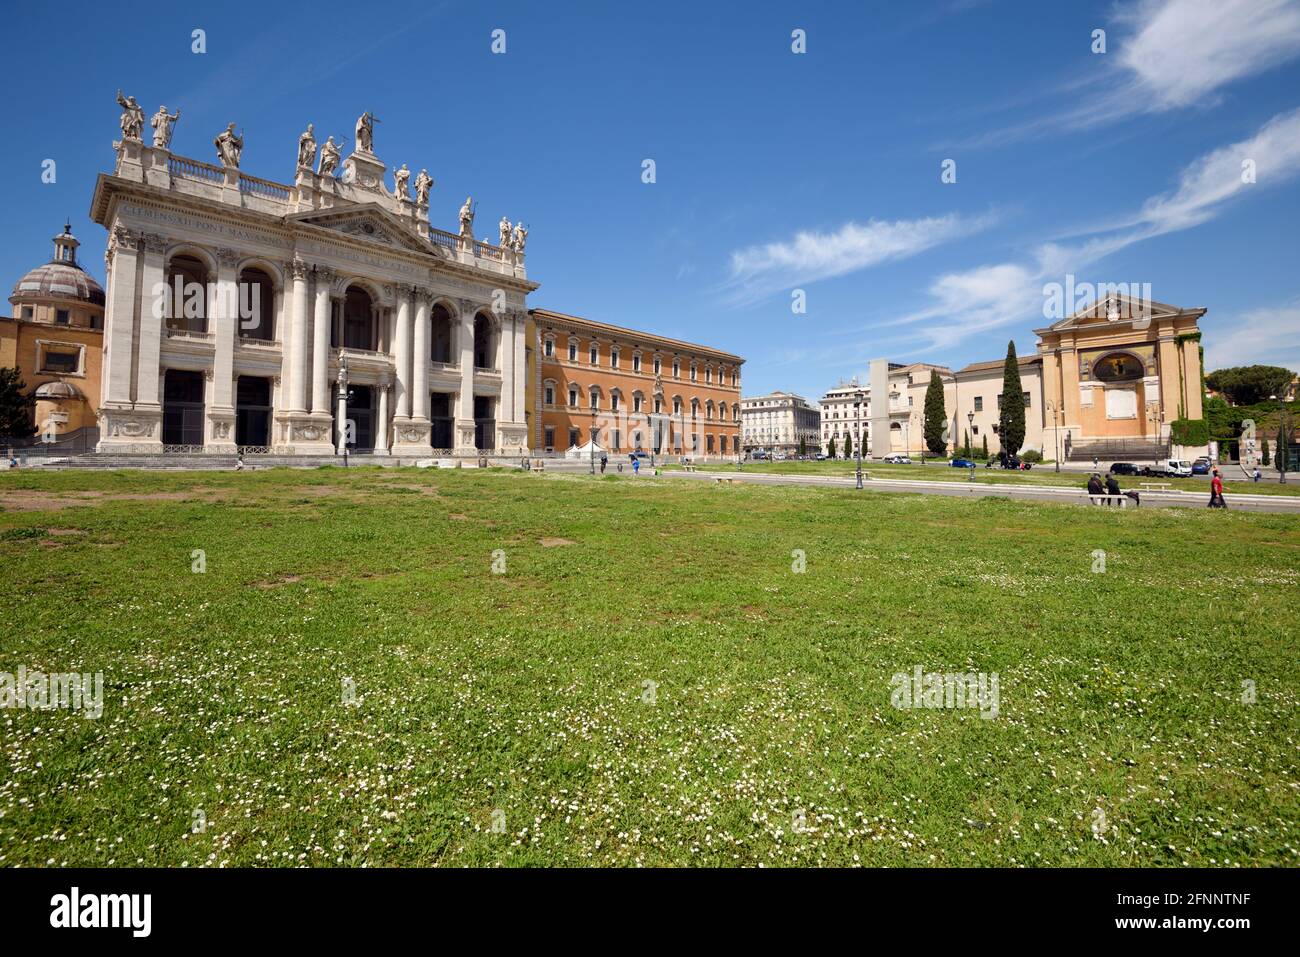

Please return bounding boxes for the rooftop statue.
[413,169,433,206]
[297,123,316,169]
[116,90,144,141]
[151,105,180,149]
[214,123,244,168]
[318,136,341,177]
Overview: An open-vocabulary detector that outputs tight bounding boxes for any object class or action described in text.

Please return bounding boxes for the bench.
[1089,494,1130,508]
[1139,481,1171,491]
[682,465,698,472]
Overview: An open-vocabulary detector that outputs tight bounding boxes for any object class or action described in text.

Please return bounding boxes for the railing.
[239,172,292,201]
[428,228,460,252]
[161,444,207,454]
[430,361,460,373]
[168,156,225,184]
[475,240,503,261]
[237,445,272,455]
[165,327,214,340]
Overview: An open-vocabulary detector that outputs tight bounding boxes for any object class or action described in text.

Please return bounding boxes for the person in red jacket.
[1209,469,1227,508]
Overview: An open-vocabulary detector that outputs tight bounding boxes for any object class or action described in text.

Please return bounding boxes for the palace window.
[633,353,642,373]
[672,360,680,378]
[974,396,983,412]
[706,367,712,383]
[40,346,80,374]
[611,347,619,368]
[633,393,643,413]
[568,386,578,407]
[544,385,555,406]
[611,392,620,412]
[690,363,697,382]
[568,428,580,447]
[653,356,662,375]
[55,309,69,325]
[654,397,663,413]
[589,344,598,365]
[544,426,555,450]
[543,336,554,358]
[568,340,578,362]
[590,390,599,410]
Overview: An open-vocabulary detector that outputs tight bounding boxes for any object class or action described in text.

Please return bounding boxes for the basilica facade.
[91,101,535,456]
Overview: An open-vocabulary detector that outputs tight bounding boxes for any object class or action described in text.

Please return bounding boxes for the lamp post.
[336,354,350,467]
[966,411,974,460]
[854,390,864,489]
[589,406,596,475]
[1273,394,1288,484]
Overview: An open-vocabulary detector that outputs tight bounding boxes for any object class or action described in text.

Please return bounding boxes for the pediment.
[288,204,448,258]
[1049,292,1184,331]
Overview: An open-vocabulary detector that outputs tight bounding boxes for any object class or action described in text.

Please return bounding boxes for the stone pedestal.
[391,418,431,455]
[96,405,163,452]
[342,150,387,192]
[206,410,238,455]
[274,412,336,455]
[497,422,528,453]
[454,418,477,455]
[112,138,146,182]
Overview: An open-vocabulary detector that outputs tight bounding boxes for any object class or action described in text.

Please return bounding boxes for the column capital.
[216,246,241,268]
[456,297,481,317]
[289,258,311,280]
[315,264,336,282]
[111,224,137,248]
[138,232,167,254]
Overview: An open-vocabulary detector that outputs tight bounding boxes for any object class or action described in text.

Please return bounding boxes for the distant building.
[2,223,105,438]
[740,391,819,455]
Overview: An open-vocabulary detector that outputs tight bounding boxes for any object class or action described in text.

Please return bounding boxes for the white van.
[1148,459,1192,477]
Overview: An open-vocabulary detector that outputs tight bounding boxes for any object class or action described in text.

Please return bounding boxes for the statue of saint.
[498,216,511,248]
[318,136,341,177]
[413,169,433,206]
[355,112,376,153]
[214,123,244,168]
[116,90,144,141]
[511,222,528,253]
[297,123,316,169]
[150,105,180,149]
[458,196,475,237]
[393,163,410,199]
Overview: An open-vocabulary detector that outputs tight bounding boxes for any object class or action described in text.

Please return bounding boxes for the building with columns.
[90,102,536,456]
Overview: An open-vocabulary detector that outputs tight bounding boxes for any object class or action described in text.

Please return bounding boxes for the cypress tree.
[982,433,989,459]
[843,431,853,459]
[828,437,836,460]
[1001,340,1026,456]
[923,370,947,455]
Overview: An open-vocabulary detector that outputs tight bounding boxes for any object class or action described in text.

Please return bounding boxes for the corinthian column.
[311,266,334,415]
[392,285,413,421]
[288,258,310,413]
[411,289,431,422]
[455,299,477,453]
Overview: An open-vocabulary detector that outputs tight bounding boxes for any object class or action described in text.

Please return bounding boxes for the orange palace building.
[529,308,743,459]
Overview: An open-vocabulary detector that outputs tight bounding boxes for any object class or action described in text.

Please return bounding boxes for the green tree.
[962,429,971,458]
[0,368,34,438]
[828,437,836,460]
[798,437,806,457]
[1280,425,1290,479]
[982,433,989,459]
[1262,437,1271,467]
[843,431,853,459]
[1000,341,1026,457]
[1205,365,1295,406]
[923,370,947,455]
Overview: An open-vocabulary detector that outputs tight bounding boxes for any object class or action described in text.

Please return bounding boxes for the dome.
[34,380,84,399]
[9,223,105,308]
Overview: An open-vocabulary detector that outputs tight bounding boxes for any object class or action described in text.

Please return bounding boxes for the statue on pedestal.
[214,123,244,168]
[151,105,181,149]
[318,136,341,177]
[297,123,317,169]
[414,169,433,206]
[116,90,144,141]
[355,112,377,153]
[458,196,475,237]
[393,163,410,199]
[498,216,511,248]
[511,222,528,253]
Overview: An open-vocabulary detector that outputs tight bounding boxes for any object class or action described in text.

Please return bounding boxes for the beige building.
[90,99,535,456]
[741,390,819,455]
[3,224,106,437]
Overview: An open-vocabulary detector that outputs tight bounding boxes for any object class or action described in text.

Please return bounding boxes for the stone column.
[412,289,431,422]
[1157,329,1181,421]
[207,247,240,452]
[455,299,477,452]
[392,286,413,420]
[311,267,334,415]
[100,226,138,407]
[374,376,390,455]
[1180,336,1203,420]
[288,258,310,413]
[134,233,168,410]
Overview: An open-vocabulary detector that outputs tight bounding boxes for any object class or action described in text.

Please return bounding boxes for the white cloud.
[1203,301,1300,370]
[1117,0,1300,111]
[723,214,990,303]
[890,108,1300,351]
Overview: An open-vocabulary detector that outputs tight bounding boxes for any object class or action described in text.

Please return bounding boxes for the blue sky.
[4,0,1299,401]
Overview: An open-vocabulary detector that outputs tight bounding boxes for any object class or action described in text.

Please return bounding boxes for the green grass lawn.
[680,459,1300,497]
[1,467,1297,867]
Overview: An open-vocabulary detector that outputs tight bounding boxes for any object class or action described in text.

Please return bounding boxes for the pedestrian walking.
[631,454,640,476]
[1253,467,1262,482]
[600,453,607,474]
[1209,469,1227,508]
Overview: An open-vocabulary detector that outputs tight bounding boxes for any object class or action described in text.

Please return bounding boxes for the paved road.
[651,468,1300,514]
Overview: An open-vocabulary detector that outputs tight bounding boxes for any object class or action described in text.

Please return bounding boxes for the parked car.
[750,450,767,460]
[1109,462,1141,476]
[950,457,977,468]
[1191,457,1212,475]
[882,453,912,464]
[999,454,1032,470]
[813,453,828,461]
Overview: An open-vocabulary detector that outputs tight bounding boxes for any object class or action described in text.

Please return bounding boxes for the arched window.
[474,314,494,368]
[341,286,376,350]
[167,253,209,333]
[430,304,453,363]
[237,266,274,340]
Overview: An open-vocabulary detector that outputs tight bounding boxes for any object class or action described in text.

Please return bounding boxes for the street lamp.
[1046,400,1062,472]
[966,411,974,460]
[853,390,864,489]
[336,354,350,467]
[589,406,596,475]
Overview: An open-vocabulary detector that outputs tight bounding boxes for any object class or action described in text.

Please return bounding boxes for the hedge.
[1170,418,1209,446]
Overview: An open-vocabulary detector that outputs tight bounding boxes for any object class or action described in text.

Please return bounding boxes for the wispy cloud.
[722,213,992,304]
[1203,300,1300,370]
[955,0,1300,148]
[895,108,1300,350]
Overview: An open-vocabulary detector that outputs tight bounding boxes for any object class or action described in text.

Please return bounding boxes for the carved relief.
[290,258,311,280]
[293,424,326,442]
[139,232,168,253]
